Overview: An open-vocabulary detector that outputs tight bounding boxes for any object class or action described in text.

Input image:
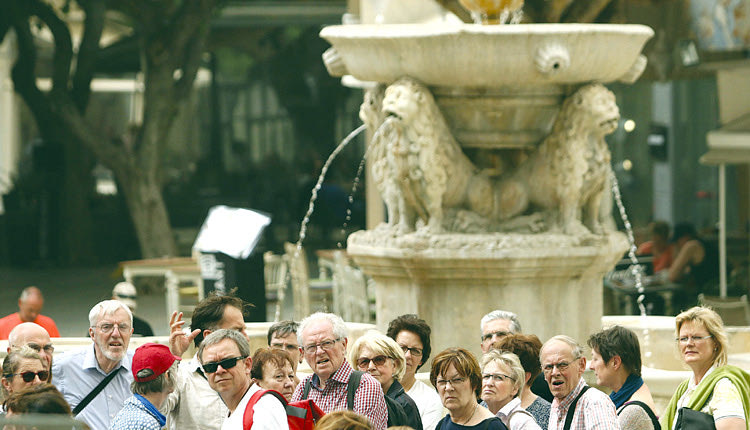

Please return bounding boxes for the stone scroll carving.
[361,77,620,236]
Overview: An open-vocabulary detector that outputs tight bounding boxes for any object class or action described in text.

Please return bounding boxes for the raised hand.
[169,311,200,357]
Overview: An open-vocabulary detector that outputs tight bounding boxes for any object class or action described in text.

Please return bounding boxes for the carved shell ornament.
[534,43,570,75]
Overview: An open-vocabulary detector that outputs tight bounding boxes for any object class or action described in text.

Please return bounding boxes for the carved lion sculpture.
[509,83,620,235]
[364,77,502,234]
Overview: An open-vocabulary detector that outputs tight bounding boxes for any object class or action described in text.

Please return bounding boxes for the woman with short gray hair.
[110,343,181,430]
[480,350,541,430]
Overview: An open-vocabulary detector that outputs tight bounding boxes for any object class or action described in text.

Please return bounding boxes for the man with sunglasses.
[199,329,288,429]
[481,309,553,403]
[540,335,618,430]
[52,300,135,430]
[292,312,387,430]
[161,295,248,430]
[7,323,55,381]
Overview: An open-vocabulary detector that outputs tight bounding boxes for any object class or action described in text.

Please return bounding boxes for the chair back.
[285,242,311,320]
[698,294,750,326]
[331,251,371,323]
[263,251,289,322]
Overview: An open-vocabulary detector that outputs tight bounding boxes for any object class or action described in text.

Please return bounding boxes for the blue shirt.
[110,395,165,430]
[52,344,134,430]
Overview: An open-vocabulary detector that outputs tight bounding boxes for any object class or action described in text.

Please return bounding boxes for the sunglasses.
[202,356,246,374]
[357,355,388,369]
[10,370,50,383]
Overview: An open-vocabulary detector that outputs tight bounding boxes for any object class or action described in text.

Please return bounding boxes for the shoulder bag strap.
[563,386,590,430]
[72,367,121,416]
[347,370,364,411]
[620,400,661,430]
[302,377,311,400]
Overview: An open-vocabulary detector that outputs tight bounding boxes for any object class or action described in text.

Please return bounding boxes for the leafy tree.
[2,0,223,259]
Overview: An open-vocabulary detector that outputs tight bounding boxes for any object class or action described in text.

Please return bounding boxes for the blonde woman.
[661,306,750,430]
[348,331,423,429]
[481,350,541,430]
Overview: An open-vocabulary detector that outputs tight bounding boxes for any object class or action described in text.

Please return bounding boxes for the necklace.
[454,402,479,426]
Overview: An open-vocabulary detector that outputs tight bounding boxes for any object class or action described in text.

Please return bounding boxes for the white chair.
[284,242,333,320]
[263,251,289,322]
[698,294,750,326]
[331,251,371,323]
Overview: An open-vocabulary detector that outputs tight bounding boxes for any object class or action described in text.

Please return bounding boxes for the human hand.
[169,311,200,357]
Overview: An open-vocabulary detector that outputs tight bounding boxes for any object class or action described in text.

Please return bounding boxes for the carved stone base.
[347,228,628,361]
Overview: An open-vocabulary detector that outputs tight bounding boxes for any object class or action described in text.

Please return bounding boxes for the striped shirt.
[292,361,387,430]
[548,379,619,430]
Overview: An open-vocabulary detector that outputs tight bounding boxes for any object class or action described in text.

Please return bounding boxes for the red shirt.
[636,241,674,273]
[0,313,61,339]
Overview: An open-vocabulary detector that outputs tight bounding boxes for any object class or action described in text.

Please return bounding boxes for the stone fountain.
[319,3,654,360]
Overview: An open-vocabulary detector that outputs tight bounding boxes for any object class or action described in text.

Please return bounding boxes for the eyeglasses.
[481,330,510,342]
[93,323,132,334]
[26,343,55,354]
[357,355,388,369]
[8,371,50,383]
[676,335,713,344]
[202,356,247,374]
[436,376,467,388]
[482,373,514,383]
[116,294,137,300]
[270,342,301,353]
[399,345,423,357]
[303,338,341,354]
[542,359,578,374]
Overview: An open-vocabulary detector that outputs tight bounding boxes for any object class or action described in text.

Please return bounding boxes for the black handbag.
[674,407,716,430]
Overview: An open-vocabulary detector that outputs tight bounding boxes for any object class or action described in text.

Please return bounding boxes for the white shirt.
[222,383,289,430]
[161,354,228,430]
[407,379,445,430]
[498,397,543,430]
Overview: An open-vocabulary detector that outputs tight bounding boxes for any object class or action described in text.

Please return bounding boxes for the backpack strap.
[563,385,590,430]
[347,370,364,411]
[619,400,661,430]
[302,377,311,400]
[243,389,289,429]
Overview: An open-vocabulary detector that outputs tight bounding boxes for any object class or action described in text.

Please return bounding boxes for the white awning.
[701,113,750,165]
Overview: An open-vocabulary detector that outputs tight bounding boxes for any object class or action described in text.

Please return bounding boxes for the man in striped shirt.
[291,312,387,429]
[541,335,619,430]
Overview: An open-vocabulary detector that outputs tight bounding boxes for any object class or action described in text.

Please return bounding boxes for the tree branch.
[26,0,74,95]
[72,0,106,111]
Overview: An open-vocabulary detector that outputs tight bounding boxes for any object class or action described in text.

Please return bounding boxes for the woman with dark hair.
[3,383,71,416]
[430,348,507,430]
[387,314,443,430]
[587,326,659,430]
[251,347,296,402]
[661,307,749,430]
[491,334,550,430]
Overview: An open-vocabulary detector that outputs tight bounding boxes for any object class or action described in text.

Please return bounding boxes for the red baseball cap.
[132,343,181,382]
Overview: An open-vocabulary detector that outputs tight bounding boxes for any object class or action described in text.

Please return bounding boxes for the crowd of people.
[1,287,749,430]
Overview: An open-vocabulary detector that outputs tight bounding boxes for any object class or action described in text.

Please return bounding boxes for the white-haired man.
[291,312,387,429]
[540,335,618,430]
[52,300,135,430]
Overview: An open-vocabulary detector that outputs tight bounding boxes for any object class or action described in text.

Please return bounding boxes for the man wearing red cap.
[111,343,181,430]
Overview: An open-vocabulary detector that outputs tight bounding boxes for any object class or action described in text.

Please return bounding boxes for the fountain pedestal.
[348,230,628,360]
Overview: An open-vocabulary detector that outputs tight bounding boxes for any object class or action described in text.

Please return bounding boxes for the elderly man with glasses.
[7,323,55,382]
[199,329,289,430]
[52,300,135,430]
[540,335,618,430]
[292,312,387,430]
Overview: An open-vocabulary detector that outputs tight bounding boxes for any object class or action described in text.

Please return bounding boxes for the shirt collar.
[83,343,132,373]
[134,394,167,427]
[185,352,203,373]
[497,397,522,419]
[311,360,354,388]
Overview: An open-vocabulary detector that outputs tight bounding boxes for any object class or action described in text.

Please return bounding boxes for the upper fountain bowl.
[320,23,654,87]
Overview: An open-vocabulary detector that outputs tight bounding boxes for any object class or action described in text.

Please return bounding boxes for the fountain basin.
[320,24,654,87]
[322,23,652,149]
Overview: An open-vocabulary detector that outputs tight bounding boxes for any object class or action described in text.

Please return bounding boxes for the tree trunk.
[118,169,176,258]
